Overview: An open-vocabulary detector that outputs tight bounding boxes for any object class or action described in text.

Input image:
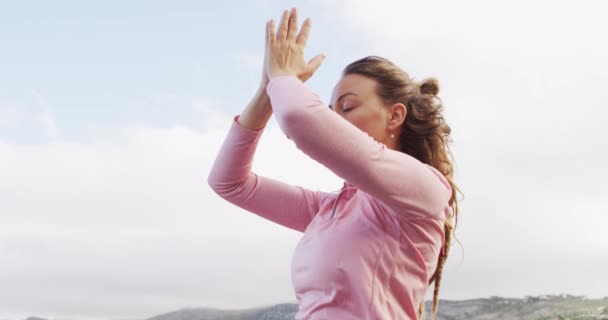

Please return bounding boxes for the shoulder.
[424,164,453,197]
[366,163,451,221]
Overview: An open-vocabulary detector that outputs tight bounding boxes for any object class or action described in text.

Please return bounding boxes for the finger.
[277,9,290,41]
[287,7,298,42]
[296,18,311,46]
[308,53,326,72]
[268,19,276,45]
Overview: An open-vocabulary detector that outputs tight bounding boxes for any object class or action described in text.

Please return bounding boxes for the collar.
[342,181,355,190]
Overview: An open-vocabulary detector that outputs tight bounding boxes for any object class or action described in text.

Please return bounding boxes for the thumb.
[307,54,326,73]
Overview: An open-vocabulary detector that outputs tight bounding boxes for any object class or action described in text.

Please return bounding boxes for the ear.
[387,102,407,131]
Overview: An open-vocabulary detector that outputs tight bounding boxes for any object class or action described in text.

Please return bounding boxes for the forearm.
[266,75,452,218]
[237,85,273,131]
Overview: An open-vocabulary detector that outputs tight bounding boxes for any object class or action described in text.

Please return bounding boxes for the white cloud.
[0,108,344,318]
[312,0,608,300]
[192,98,233,132]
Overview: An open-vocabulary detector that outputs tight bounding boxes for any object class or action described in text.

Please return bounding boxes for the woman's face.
[329,73,403,148]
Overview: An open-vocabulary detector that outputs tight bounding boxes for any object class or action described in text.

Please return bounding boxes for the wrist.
[259,78,269,90]
[256,83,269,99]
[268,71,297,81]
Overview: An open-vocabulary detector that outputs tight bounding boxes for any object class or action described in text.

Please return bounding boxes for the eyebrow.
[329,92,358,110]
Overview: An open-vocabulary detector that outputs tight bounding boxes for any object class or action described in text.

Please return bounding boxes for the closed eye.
[343,108,353,113]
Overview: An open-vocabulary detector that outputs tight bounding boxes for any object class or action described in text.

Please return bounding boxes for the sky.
[1,0,607,319]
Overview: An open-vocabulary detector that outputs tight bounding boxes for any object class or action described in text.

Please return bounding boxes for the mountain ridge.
[20,295,608,320]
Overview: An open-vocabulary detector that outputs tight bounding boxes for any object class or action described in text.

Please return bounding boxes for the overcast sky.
[1,0,607,319]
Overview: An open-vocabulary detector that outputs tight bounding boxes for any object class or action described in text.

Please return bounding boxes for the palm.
[261,8,324,86]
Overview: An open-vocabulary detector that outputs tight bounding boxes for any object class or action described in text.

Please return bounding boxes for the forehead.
[331,74,378,103]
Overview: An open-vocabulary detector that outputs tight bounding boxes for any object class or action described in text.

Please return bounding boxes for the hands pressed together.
[262,7,325,86]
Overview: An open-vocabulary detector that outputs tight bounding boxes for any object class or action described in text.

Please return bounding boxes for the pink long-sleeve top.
[207,75,452,320]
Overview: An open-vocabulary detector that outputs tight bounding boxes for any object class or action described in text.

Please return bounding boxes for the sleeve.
[266,75,452,220]
[207,114,332,232]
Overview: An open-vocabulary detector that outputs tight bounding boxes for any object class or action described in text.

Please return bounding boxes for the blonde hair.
[343,56,463,320]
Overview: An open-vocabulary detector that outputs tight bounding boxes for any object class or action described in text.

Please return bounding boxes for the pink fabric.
[207,75,452,319]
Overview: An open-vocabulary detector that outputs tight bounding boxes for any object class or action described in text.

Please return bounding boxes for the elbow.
[207,171,221,195]
[207,173,217,191]
[207,176,230,199]
[206,171,244,200]
[207,168,227,195]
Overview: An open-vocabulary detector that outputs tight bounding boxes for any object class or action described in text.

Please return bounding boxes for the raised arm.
[266,75,451,220]
[207,112,331,233]
[207,51,330,233]
[264,8,451,220]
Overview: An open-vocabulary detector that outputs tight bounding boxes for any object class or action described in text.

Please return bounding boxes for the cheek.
[358,110,386,138]
[347,112,372,134]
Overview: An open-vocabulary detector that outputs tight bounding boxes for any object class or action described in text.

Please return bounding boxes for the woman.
[208,7,461,320]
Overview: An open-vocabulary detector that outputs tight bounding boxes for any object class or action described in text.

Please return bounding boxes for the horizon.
[4,294,608,320]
